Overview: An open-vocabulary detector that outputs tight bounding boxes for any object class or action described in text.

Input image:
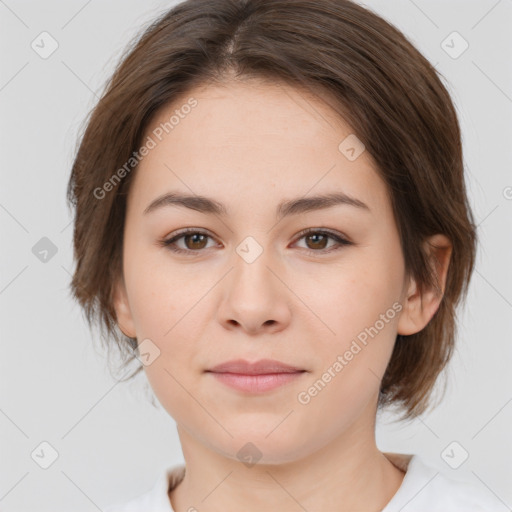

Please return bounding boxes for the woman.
[67,0,496,509]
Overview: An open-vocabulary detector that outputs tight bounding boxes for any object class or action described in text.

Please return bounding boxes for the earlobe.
[397,234,452,336]
[112,277,137,338]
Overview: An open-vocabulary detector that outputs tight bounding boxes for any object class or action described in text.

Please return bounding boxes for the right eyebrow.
[143,192,227,216]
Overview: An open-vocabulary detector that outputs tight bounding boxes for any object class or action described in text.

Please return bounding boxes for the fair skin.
[113,79,452,512]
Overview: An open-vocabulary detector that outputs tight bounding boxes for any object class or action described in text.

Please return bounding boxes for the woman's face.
[114,79,413,464]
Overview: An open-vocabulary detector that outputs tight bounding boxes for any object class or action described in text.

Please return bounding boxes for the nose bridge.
[230,235,279,299]
[216,234,291,332]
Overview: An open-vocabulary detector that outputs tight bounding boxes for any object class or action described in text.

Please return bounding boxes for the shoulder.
[382,452,503,512]
[103,464,185,512]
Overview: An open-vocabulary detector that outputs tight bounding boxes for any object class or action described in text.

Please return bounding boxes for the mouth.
[205,359,307,393]
[206,358,306,374]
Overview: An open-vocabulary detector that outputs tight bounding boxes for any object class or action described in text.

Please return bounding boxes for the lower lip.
[207,371,305,393]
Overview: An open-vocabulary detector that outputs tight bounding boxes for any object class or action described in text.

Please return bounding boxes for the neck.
[169,416,405,511]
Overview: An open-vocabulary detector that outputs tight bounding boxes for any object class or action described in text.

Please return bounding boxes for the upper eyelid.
[166,227,347,239]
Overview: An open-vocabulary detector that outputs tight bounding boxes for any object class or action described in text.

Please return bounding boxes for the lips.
[206,358,306,375]
[205,359,307,393]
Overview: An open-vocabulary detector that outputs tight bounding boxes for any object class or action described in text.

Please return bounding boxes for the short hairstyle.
[66,0,477,421]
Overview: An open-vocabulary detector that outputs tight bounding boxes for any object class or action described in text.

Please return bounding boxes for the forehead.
[146,78,355,155]
[130,79,388,217]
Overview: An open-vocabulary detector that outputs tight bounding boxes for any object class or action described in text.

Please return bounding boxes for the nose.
[216,250,292,335]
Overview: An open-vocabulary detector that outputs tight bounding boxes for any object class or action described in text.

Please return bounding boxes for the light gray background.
[1,0,511,510]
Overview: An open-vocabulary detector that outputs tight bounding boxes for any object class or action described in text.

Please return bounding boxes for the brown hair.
[66,0,477,420]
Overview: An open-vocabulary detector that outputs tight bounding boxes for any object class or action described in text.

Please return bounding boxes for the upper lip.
[206,359,306,375]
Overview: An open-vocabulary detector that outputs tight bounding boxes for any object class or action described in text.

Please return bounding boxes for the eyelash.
[159,227,352,256]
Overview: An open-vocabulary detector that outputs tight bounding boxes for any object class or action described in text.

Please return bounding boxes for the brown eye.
[294,229,352,255]
[182,233,209,250]
[304,233,329,250]
[162,229,217,254]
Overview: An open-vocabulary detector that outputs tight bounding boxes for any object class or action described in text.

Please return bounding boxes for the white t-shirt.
[104,452,503,511]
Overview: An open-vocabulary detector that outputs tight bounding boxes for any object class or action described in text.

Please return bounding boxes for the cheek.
[128,269,204,419]
[123,245,208,382]
[123,242,197,337]
[293,285,399,440]
[299,245,403,396]
[306,257,402,343]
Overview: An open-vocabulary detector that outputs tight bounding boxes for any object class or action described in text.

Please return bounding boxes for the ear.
[112,276,137,338]
[397,234,452,336]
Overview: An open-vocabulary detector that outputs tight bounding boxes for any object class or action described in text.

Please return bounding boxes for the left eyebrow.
[276,192,370,219]
[143,191,370,218]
